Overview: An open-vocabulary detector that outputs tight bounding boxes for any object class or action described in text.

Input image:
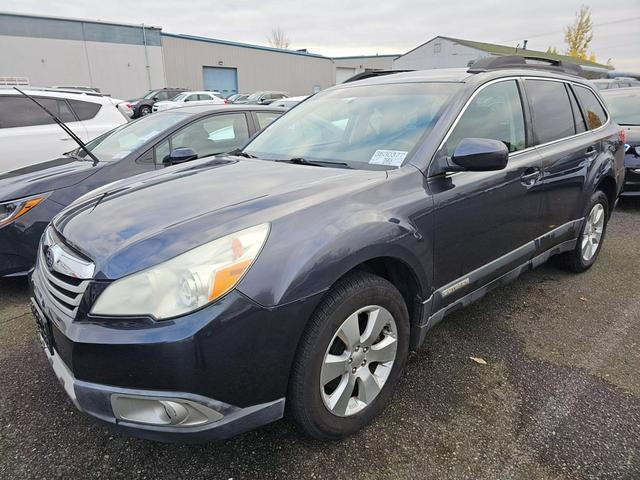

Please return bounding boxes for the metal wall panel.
[163,35,335,96]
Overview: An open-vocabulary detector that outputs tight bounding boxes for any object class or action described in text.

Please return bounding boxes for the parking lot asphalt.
[1,201,639,480]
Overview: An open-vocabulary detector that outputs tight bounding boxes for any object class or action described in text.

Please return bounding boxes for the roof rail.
[342,70,413,84]
[467,55,583,76]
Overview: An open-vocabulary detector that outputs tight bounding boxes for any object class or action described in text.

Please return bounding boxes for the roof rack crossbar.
[467,55,583,76]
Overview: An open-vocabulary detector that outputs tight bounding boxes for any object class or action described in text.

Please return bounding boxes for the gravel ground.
[0,200,639,480]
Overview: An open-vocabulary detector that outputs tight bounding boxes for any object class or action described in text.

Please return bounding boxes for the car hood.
[0,156,105,201]
[53,157,384,279]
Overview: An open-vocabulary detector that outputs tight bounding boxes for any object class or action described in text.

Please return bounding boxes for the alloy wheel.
[581,203,605,262]
[320,305,398,417]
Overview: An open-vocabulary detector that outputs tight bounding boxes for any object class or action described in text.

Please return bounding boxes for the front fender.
[237,212,431,308]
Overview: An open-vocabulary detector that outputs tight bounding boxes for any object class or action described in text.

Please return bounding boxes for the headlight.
[91,224,270,319]
[0,194,49,228]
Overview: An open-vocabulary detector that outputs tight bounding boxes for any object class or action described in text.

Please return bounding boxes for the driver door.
[427,79,546,311]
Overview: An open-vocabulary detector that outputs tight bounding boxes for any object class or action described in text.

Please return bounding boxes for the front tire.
[557,190,609,272]
[288,272,409,439]
[139,105,152,116]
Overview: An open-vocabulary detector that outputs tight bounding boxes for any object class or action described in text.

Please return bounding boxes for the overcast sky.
[4,0,640,71]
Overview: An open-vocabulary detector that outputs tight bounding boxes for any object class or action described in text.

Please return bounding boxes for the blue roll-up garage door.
[203,67,238,98]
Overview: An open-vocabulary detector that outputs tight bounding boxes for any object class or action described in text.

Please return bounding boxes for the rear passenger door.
[429,79,546,310]
[525,79,604,245]
[0,96,87,172]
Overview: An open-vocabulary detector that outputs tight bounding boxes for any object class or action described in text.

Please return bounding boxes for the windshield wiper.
[228,149,258,159]
[274,157,352,169]
[14,87,101,165]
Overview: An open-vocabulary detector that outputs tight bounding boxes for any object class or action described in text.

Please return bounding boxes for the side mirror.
[165,147,198,166]
[451,138,508,172]
[152,95,159,101]
[259,98,269,104]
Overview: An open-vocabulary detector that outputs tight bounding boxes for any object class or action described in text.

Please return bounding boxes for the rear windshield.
[245,82,461,170]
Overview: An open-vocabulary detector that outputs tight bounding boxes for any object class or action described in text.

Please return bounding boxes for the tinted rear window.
[68,99,101,121]
[574,86,608,130]
[526,80,575,145]
[0,96,75,128]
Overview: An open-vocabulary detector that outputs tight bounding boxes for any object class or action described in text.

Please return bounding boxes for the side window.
[255,111,282,130]
[444,80,526,155]
[0,96,75,128]
[526,80,575,144]
[168,113,250,159]
[574,86,608,130]
[199,94,213,101]
[68,100,101,121]
[155,91,170,101]
[185,94,199,102]
[567,87,587,134]
[154,139,171,165]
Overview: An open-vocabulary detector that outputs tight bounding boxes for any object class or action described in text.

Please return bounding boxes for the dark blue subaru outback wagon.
[30,56,625,442]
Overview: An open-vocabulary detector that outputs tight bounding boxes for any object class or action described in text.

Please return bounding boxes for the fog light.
[111,395,224,427]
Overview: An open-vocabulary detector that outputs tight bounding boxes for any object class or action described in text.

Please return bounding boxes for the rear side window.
[68,100,101,121]
[444,80,526,154]
[574,86,608,130]
[0,96,75,128]
[255,111,282,129]
[526,80,575,144]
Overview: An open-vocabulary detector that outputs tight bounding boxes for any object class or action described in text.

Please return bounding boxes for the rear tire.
[288,272,410,439]
[556,190,609,273]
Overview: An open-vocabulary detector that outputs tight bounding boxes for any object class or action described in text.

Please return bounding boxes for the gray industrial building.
[162,33,334,98]
[333,55,399,83]
[0,12,335,99]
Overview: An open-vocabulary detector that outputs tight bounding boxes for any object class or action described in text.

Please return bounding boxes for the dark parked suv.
[30,57,625,443]
[126,88,187,118]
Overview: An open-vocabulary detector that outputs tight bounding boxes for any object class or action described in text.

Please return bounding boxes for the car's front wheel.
[139,105,152,116]
[289,272,409,439]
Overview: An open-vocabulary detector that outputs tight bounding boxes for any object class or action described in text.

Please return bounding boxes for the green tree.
[546,46,559,55]
[564,5,596,61]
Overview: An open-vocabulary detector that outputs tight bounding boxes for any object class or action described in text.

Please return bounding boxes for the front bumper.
[40,340,285,443]
[30,262,323,442]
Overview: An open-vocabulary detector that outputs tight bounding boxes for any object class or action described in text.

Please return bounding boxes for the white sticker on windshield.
[369,150,407,166]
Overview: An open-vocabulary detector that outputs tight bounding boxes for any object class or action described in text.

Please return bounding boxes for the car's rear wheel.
[288,272,409,439]
[557,190,609,272]
[139,105,152,116]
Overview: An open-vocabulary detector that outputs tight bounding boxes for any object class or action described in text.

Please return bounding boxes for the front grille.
[34,228,94,318]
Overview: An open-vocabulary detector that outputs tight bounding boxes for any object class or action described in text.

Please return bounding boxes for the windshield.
[79,112,188,161]
[605,93,640,125]
[244,82,461,169]
[247,92,264,101]
[172,93,188,102]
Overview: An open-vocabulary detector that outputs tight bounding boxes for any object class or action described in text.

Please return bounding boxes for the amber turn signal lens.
[209,259,252,301]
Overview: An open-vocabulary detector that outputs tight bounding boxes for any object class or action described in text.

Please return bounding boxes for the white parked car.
[152,91,224,112]
[271,95,309,109]
[0,88,128,173]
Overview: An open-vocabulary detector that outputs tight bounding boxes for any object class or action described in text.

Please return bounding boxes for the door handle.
[520,167,541,185]
[585,146,598,162]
